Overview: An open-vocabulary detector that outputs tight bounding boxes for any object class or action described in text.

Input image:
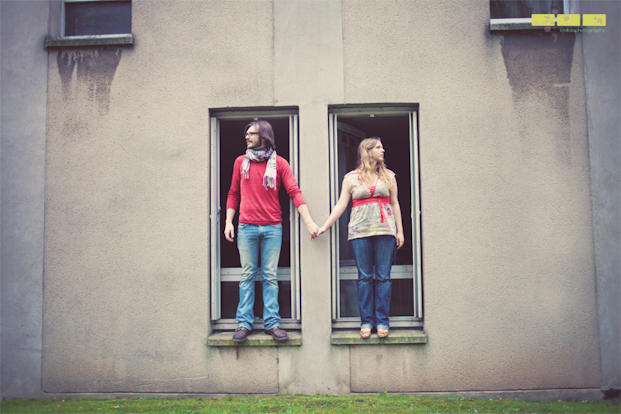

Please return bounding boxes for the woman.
[318,137,404,338]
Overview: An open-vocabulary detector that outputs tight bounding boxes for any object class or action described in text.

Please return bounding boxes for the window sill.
[207,331,302,347]
[331,330,427,345]
[45,34,134,49]
[489,18,580,32]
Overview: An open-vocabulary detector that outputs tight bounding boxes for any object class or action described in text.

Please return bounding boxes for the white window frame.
[210,109,301,330]
[490,0,571,31]
[328,106,423,329]
[62,0,131,37]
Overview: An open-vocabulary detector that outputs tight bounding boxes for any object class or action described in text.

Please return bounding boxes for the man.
[225,120,319,343]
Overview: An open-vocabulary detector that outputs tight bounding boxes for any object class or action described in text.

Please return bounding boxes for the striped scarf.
[241,147,277,190]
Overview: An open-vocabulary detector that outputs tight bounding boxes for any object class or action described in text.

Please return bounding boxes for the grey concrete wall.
[36,0,604,397]
[0,0,48,399]
[42,0,272,394]
[341,0,599,392]
[273,0,350,395]
[582,0,621,391]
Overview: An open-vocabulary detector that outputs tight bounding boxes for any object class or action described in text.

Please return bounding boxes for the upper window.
[210,109,302,331]
[63,0,131,36]
[490,0,565,19]
[46,0,133,48]
[328,106,423,329]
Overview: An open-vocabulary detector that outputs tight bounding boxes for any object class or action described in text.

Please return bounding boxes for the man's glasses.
[245,132,260,137]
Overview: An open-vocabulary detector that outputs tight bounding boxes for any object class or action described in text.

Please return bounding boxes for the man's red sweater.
[226,154,306,225]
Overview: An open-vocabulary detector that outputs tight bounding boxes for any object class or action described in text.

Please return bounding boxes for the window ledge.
[331,330,427,345]
[207,331,302,347]
[489,19,580,32]
[45,34,133,49]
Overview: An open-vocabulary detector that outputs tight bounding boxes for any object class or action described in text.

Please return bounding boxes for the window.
[491,0,566,19]
[63,0,131,36]
[490,0,570,30]
[210,109,301,330]
[328,106,423,329]
[46,0,132,48]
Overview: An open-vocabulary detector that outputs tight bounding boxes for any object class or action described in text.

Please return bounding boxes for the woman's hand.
[396,232,405,249]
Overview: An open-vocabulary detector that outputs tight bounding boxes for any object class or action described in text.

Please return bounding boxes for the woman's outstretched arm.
[317,177,352,237]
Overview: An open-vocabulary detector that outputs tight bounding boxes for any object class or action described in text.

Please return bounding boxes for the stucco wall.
[1,0,48,399]
[39,0,603,397]
[341,0,599,392]
[43,0,274,393]
[582,0,621,391]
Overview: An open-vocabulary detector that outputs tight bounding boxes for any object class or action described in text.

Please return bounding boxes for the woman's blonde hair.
[356,137,393,190]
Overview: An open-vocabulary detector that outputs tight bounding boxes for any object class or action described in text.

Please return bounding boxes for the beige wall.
[41,0,601,396]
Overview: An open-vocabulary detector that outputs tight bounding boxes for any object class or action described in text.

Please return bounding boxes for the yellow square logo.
[532,14,556,26]
[557,14,581,26]
[583,14,606,26]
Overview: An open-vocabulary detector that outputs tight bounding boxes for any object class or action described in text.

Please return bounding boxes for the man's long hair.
[356,137,393,190]
[245,120,276,150]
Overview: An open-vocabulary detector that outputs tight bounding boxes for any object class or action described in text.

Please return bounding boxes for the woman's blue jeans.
[236,223,282,330]
[350,235,396,330]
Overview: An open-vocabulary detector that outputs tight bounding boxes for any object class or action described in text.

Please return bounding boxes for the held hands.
[310,224,329,241]
[306,221,320,241]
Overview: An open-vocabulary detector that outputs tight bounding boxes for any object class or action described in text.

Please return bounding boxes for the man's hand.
[224,222,235,242]
[306,221,320,240]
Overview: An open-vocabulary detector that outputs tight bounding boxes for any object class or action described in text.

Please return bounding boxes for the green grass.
[1,395,618,414]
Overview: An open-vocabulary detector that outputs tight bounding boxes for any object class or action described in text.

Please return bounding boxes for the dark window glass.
[340,279,414,317]
[490,0,564,19]
[335,114,416,321]
[219,118,291,269]
[65,1,131,36]
[221,281,292,319]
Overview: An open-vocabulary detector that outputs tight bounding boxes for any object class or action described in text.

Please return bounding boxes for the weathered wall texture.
[28,0,610,398]
[0,0,48,399]
[582,0,621,391]
[43,0,273,393]
[341,0,598,393]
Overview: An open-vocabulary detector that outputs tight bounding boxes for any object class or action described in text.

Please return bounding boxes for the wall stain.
[501,33,575,164]
[57,49,122,115]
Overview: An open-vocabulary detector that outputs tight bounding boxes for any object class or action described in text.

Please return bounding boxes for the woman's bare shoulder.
[344,170,359,180]
[343,170,359,187]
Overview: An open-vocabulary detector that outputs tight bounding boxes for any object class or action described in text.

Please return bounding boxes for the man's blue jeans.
[236,223,282,330]
[350,235,396,330]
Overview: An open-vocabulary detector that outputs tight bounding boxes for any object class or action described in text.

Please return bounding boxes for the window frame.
[210,108,302,331]
[62,0,131,37]
[328,106,423,330]
[46,0,133,48]
[489,0,571,31]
